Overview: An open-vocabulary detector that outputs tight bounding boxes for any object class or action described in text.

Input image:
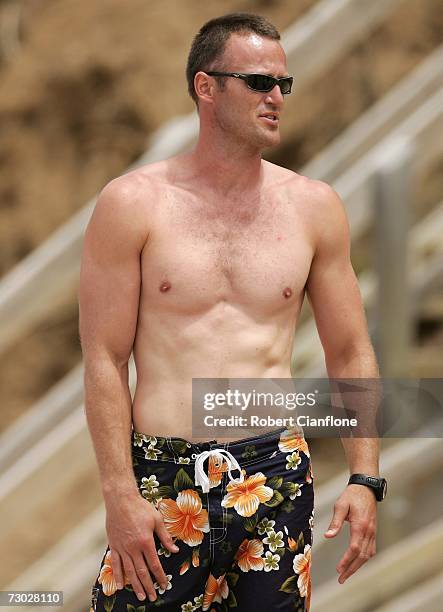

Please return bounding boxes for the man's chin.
[240,126,280,151]
[260,131,281,149]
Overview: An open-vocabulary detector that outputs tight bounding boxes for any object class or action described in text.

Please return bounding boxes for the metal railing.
[291,85,443,374]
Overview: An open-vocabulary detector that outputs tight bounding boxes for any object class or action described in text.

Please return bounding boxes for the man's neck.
[188,135,264,198]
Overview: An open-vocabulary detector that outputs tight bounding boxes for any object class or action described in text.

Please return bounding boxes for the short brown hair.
[186,13,281,107]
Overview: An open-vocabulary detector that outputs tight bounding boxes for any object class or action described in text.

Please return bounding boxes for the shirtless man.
[80,13,384,612]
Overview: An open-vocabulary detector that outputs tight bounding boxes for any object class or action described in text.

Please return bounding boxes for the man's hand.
[104,491,179,602]
[324,484,377,583]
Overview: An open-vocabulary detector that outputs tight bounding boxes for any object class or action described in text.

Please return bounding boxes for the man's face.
[210,33,289,151]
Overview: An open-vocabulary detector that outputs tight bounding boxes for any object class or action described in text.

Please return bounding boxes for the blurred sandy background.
[0,0,442,609]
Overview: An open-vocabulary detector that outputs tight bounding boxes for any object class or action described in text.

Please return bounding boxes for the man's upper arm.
[305,181,371,362]
[78,177,149,367]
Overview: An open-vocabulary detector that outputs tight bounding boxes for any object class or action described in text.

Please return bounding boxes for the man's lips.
[259,112,279,125]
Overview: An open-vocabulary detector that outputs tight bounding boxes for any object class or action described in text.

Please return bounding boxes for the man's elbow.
[81,343,131,378]
[324,336,378,372]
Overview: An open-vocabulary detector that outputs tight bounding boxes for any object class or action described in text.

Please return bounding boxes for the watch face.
[382,479,387,499]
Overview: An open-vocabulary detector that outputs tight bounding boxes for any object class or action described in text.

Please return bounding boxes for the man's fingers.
[155,518,179,553]
[131,550,159,602]
[336,523,365,576]
[110,548,124,590]
[143,539,169,590]
[121,552,151,603]
[324,500,349,538]
[337,535,372,583]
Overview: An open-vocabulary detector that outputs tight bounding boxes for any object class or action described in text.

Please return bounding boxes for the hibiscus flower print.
[202,573,229,610]
[221,470,273,517]
[289,483,303,499]
[208,454,228,488]
[157,543,171,558]
[158,489,209,546]
[140,474,159,492]
[278,428,310,457]
[193,593,204,607]
[287,536,298,553]
[286,450,302,470]
[154,574,172,594]
[235,538,265,572]
[144,445,162,460]
[98,550,129,596]
[257,517,275,535]
[133,432,149,447]
[293,544,312,607]
[263,551,280,572]
[309,514,314,530]
[142,492,162,506]
[192,547,200,567]
[306,461,314,483]
[140,474,162,505]
[263,530,284,552]
[241,444,257,460]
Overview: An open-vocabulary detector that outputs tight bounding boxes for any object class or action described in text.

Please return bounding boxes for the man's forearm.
[340,437,380,476]
[326,344,381,477]
[83,358,139,501]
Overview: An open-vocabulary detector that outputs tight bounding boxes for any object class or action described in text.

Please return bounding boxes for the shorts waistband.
[131,426,306,465]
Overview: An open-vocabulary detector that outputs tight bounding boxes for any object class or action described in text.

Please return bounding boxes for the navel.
[159,280,171,292]
[283,287,292,299]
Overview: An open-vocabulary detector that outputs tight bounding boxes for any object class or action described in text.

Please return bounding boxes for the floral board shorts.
[90,426,315,612]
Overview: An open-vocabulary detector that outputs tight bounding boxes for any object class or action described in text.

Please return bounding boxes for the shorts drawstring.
[194,448,244,493]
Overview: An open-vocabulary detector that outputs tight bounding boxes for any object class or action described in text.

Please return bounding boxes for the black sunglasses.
[206,71,294,95]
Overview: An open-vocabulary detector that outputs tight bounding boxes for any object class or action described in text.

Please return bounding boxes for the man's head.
[186,13,290,150]
[186,13,282,106]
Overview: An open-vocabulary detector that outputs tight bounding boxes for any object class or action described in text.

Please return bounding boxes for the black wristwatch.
[347,473,387,501]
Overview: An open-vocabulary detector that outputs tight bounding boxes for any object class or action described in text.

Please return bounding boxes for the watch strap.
[348,473,386,501]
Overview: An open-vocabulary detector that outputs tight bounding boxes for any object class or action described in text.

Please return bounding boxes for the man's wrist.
[348,466,379,477]
[347,473,387,501]
[102,479,140,501]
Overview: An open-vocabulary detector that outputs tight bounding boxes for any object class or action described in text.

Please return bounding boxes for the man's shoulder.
[300,178,350,255]
[89,164,167,242]
[267,166,348,246]
[301,178,346,223]
[263,161,339,203]
[100,161,168,201]
[285,171,345,219]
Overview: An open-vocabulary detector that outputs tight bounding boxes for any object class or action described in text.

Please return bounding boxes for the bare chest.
[140,190,314,314]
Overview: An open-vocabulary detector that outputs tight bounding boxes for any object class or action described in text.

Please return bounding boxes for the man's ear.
[194,71,215,105]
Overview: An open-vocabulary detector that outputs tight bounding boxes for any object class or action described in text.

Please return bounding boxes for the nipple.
[283,287,292,299]
[160,281,171,292]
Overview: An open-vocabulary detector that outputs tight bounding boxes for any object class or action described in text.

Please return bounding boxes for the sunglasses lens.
[246,75,293,94]
[280,78,293,94]
[247,74,275,91]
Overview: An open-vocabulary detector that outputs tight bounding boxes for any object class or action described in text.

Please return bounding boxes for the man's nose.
[264,84,284,106]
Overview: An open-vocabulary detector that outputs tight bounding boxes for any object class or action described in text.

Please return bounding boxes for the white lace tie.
[194,448,244,493]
